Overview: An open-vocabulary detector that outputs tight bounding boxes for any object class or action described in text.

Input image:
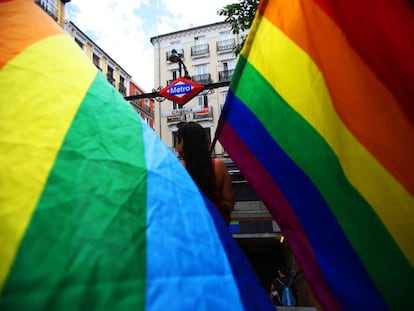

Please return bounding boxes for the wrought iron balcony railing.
[191,73,212,85]
[216,39,236,52]
[218,69,234,82]
[166,113,186,124]
[191,44,209,57]
[193,106,213,120]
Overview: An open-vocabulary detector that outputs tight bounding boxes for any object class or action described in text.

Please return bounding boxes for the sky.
[66,0,235,92]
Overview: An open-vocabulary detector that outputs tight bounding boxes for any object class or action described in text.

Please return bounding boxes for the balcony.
[191,73,212,85]
[166,113,186,124]
[218,69,234,82]
[193,106,213,120]
[217,39,236,52]
[191,44,209,57]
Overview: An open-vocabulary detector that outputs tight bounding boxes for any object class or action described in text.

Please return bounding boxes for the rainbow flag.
[0,1,274,310]
[216,0,414,310]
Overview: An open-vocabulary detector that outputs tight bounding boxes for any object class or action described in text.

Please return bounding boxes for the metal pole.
[124,81,230,101]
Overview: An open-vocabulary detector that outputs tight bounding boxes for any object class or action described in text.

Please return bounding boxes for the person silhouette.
[176,122,234,224]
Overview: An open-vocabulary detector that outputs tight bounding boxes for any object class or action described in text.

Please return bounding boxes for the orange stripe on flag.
[263,0,414,195]
[0,0,63,68]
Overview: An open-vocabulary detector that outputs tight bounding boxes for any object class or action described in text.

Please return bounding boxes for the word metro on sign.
[159,77,204,106]
[169,83,192,95]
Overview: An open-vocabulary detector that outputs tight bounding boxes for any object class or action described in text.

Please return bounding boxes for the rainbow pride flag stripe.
[217,0,414,310]
[0,1,273,310]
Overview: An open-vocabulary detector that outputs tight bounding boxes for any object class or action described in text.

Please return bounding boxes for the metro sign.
[159,77,204,106]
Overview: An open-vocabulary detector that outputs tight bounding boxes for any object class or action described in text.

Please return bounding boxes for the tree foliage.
[218,0,260,55]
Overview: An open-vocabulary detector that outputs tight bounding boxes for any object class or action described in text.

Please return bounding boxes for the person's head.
[175,122,215,199]
[176,121,209,158]
[277,266,288,277]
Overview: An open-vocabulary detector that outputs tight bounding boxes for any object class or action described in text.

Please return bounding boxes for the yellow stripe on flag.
[0,34,97,290]
[244,17,414,265]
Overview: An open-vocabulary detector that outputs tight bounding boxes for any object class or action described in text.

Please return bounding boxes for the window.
[196,65,207,76]
[107,66,114,85]
[119,76,126,95]
[36,0,58,20]
[192,36,209,56]
[194,35,206,45]
[73,32,86,51]
[172,70,178,80]
[92,53,101,70]
[223,60,235,71]
[74,38,84,49]
[197,95,208,108]
[218,61,235,81]
[217,30,235,52]
[220,31,232,40]
[193,64,210,84]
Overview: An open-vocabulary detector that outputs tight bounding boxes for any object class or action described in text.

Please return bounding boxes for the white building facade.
[149,22,307,296]
[150,22,245,156]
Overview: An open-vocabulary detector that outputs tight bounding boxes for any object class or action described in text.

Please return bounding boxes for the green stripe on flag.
[231,57,414,305]
[1,74,147,310]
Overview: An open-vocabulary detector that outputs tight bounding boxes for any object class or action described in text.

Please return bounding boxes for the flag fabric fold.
[216,0,414,310]
[0,1,273,310]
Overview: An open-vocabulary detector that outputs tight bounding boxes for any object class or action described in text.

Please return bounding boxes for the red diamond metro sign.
[159,77,204,106]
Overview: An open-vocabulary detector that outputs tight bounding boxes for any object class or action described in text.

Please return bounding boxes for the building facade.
[129,80,155,129]
[64,21,155,128]
[37,1,155,134]
[150,22,243,155]
[65,21,131,97]
[150,22,295,292]
[150,22,276,224]
[35,0,71,28]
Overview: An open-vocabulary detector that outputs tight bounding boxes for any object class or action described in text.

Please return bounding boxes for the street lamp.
[168,49,191,79]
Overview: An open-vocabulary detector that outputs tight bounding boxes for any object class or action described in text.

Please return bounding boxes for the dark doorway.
[235,237,289,291]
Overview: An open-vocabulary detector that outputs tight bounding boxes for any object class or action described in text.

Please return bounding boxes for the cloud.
[67,0,233,92]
